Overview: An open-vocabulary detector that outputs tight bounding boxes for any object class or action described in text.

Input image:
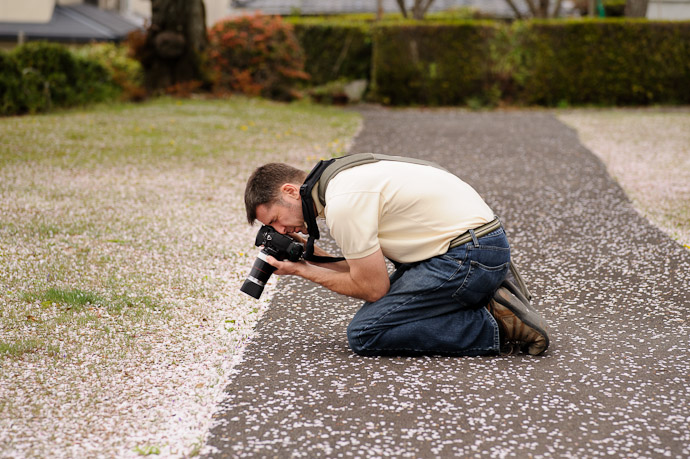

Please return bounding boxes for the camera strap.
[300,158,345,263]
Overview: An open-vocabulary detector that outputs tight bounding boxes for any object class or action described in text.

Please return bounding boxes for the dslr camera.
[240,225,304,299]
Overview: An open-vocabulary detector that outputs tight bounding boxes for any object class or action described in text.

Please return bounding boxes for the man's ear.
[280,183,301,200]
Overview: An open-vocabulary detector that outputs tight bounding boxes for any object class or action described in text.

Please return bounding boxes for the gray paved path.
[205,108,690,458]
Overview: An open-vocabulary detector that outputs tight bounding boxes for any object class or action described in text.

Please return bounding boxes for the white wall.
[127,0,151,21]
[0,0,55,22]
[205,0,232,26]
[122,0,232,27]
[647,0,690,19]
[20,0,223,28]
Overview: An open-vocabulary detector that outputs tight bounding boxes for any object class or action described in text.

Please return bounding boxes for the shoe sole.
[493,286,550,356]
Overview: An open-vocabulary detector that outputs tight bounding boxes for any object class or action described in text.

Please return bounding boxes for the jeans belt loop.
[469,229,479,247]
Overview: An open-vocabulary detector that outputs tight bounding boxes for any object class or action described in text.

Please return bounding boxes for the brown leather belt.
[449,218,502,249]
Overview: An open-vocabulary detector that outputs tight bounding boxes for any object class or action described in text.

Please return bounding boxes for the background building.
[2,0,689,49]
[0,0,142,47]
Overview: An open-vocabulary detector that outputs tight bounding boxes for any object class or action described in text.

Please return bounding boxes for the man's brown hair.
[244,163,307,224]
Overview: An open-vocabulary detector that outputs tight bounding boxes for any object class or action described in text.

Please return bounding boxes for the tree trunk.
[377,0,384,20]
[411,0,435,19]
[139,0,208,93]
[625,0,649,17]
[396,0,408,18]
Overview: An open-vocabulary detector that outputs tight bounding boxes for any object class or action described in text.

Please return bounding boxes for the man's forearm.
[307,259,350,272]
[296,263,386,302]
[267,249,390,302]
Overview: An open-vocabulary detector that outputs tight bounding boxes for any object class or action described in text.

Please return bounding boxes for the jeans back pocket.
[452,260,510,308]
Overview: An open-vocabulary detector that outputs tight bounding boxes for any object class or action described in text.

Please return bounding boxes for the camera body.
[240,225,304,299]
[255,225,304,262]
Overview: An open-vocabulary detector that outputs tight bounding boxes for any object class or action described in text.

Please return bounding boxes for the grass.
[23,287,105,308]
[1,95,360,344]
[133,445,162,456]
[0,338,59,357]
[20,287,162,316]
[0,97,355,168]
[0,95,361,458]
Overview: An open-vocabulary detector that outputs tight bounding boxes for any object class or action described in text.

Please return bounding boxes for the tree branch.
[504,0,525,18]
[421,0,435,16]
[523,0,539,16]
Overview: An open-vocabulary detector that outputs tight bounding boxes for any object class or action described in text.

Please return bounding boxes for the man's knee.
[346,321,372,356]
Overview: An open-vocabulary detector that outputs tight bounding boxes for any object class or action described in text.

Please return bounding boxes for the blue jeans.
[347,228,510,356]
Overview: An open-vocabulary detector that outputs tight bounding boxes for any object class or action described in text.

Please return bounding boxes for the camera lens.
[240,250,277,299]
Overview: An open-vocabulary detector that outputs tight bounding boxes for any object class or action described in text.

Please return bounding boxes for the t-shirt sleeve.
[324,191,381,259]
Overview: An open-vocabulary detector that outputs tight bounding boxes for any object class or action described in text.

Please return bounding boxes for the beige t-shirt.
[316,160,494,263]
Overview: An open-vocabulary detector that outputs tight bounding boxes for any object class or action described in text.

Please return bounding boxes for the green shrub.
[290,20,372,86]
[0,51,23,116]
[12,42,75,112]
[73,43,145,101]
[3,41,118,115]
[288,14,490,88]
[208,13,309,100]
[73,54,120,102]
[517,19,690,106]
[371,22,499,106]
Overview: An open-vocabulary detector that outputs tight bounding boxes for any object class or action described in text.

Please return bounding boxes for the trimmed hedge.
[517,19,690,105]
[372,21,499,105]
[1,42,119,116]
[0,51,23,115]
[292,17,690,107]
[289,20,372,85]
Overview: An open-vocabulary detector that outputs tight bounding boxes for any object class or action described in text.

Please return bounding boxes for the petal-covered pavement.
[205,108,690,458]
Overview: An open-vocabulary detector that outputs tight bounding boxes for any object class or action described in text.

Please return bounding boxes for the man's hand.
[265,255,305,276]
[287,232,338,260]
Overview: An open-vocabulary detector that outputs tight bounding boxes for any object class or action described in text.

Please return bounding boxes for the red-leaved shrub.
[208,13,309,100]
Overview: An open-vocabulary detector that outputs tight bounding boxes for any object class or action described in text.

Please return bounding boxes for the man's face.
[255,183,306,234]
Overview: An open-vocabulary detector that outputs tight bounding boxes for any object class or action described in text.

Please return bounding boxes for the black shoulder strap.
[299,158,345,263]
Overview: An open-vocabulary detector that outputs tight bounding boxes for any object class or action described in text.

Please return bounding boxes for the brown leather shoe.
[487,286,549,356]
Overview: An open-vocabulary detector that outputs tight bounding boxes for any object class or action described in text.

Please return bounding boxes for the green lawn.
[0,96,361,457]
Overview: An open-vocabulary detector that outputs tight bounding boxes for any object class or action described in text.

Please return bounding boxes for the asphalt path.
[205,108,690,458]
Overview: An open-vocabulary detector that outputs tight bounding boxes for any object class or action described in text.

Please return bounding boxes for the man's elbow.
[362,284,389,303]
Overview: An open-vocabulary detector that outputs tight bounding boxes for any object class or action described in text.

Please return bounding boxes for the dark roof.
[0,4,142,43]
[231,0,524,17]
